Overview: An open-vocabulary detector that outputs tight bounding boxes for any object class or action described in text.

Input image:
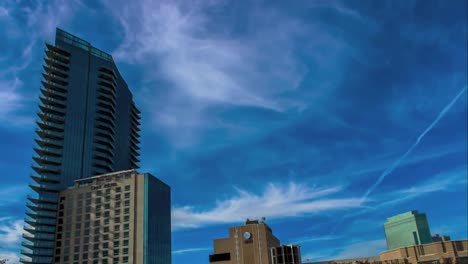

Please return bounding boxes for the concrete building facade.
[303,240,468,264]
[52,170,171,264]
[209,219,281,264]
[384,211,433,250]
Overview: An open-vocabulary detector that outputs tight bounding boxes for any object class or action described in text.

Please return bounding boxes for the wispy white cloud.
[0,220,23,245]
[172,247,211,255]
[172,182,363,230]
[103,0,358,148]
[0,251,20,264]
[0,0,82,127]
[290,235,342,244]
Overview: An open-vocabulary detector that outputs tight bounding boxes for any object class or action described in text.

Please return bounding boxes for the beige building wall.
[53,170,144,264]
[380,240,468,264]
[210,220,281,264]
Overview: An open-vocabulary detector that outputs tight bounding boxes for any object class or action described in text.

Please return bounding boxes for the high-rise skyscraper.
[21,28,141,264]
[384,210,433,250]
[53,170,171,264]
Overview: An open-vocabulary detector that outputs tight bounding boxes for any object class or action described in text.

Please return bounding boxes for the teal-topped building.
[21,28,141,263]
[384,210,433,250]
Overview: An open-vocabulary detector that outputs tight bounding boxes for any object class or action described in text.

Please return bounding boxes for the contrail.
[362,86,467,200]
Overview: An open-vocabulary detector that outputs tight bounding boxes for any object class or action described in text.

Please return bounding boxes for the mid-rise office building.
[271,245,302,264]
[22,28,141,263]
[209,218,281,264]
[384,211,432,250]
[53,170,171,264]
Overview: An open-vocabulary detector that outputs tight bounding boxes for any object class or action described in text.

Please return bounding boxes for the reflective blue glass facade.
[21,28,141,264]
[144,174,171,264]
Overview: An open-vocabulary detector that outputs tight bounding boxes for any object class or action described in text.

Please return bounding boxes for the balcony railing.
[34,137,63,149]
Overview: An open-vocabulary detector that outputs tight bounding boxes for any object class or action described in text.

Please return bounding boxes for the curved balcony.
[24,224,55,235]
[93,159,113,171]
[44,57,69,71]
[37,112,65,124]
[130,135,140,144]
[39,102,65,115]
[27,195,57,205]
[130,142,140,151]
[22,240,54,250]
[94,150,114,162]
[95,118,115,132]
[98,74,117,86]
[95,144,114,156]
[99,67,117,78]
[29,182,61,194]
[130,160,140,169]
[99,86,116,98]
[36,120,64,133]
[31,173,60,185]
[20,255,53,264]
[97,102,115,116]
[97,92,116,105]
[35,129,64,140]
[42,73,68,87]
[130,155,140,164]
[26,208,57,219]
[41,80,67,94]
[95,116,115,129]
[130,147,140,157]
[95,128,115,142]
[39,95,66,109]
[45,49,70,64]
[26,202,57,212]
[33,155,62,166]
[35,137,63,149]
[43,65,68,79]
[33,146,62,157]
[46,43,70,57]
[25,216,56,227]
[94,135,114,148]
[22,232,55,242]
[98,80,116,92]
[31,164,61,176]
[40,87,66,102]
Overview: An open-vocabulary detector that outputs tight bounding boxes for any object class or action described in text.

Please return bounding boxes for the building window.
[124,200,130,207]
[124,193,130,199]
[124,215,129,222]
[123,248,128,255]
[124,185,130,191]
[124,208,130,215]
[124,224,129,230]
[116,187,121,193]
[114,249,119,256]
[115,194,121,200]
[123,256,128,263]
[123,240,128,246]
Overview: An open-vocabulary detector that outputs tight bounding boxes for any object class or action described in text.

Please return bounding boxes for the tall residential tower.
[21,28,141,264]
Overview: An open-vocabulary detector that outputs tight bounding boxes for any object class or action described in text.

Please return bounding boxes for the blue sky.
[0,0,467,263]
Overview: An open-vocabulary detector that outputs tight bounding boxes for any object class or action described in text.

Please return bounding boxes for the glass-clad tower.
[21,29,141,264]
